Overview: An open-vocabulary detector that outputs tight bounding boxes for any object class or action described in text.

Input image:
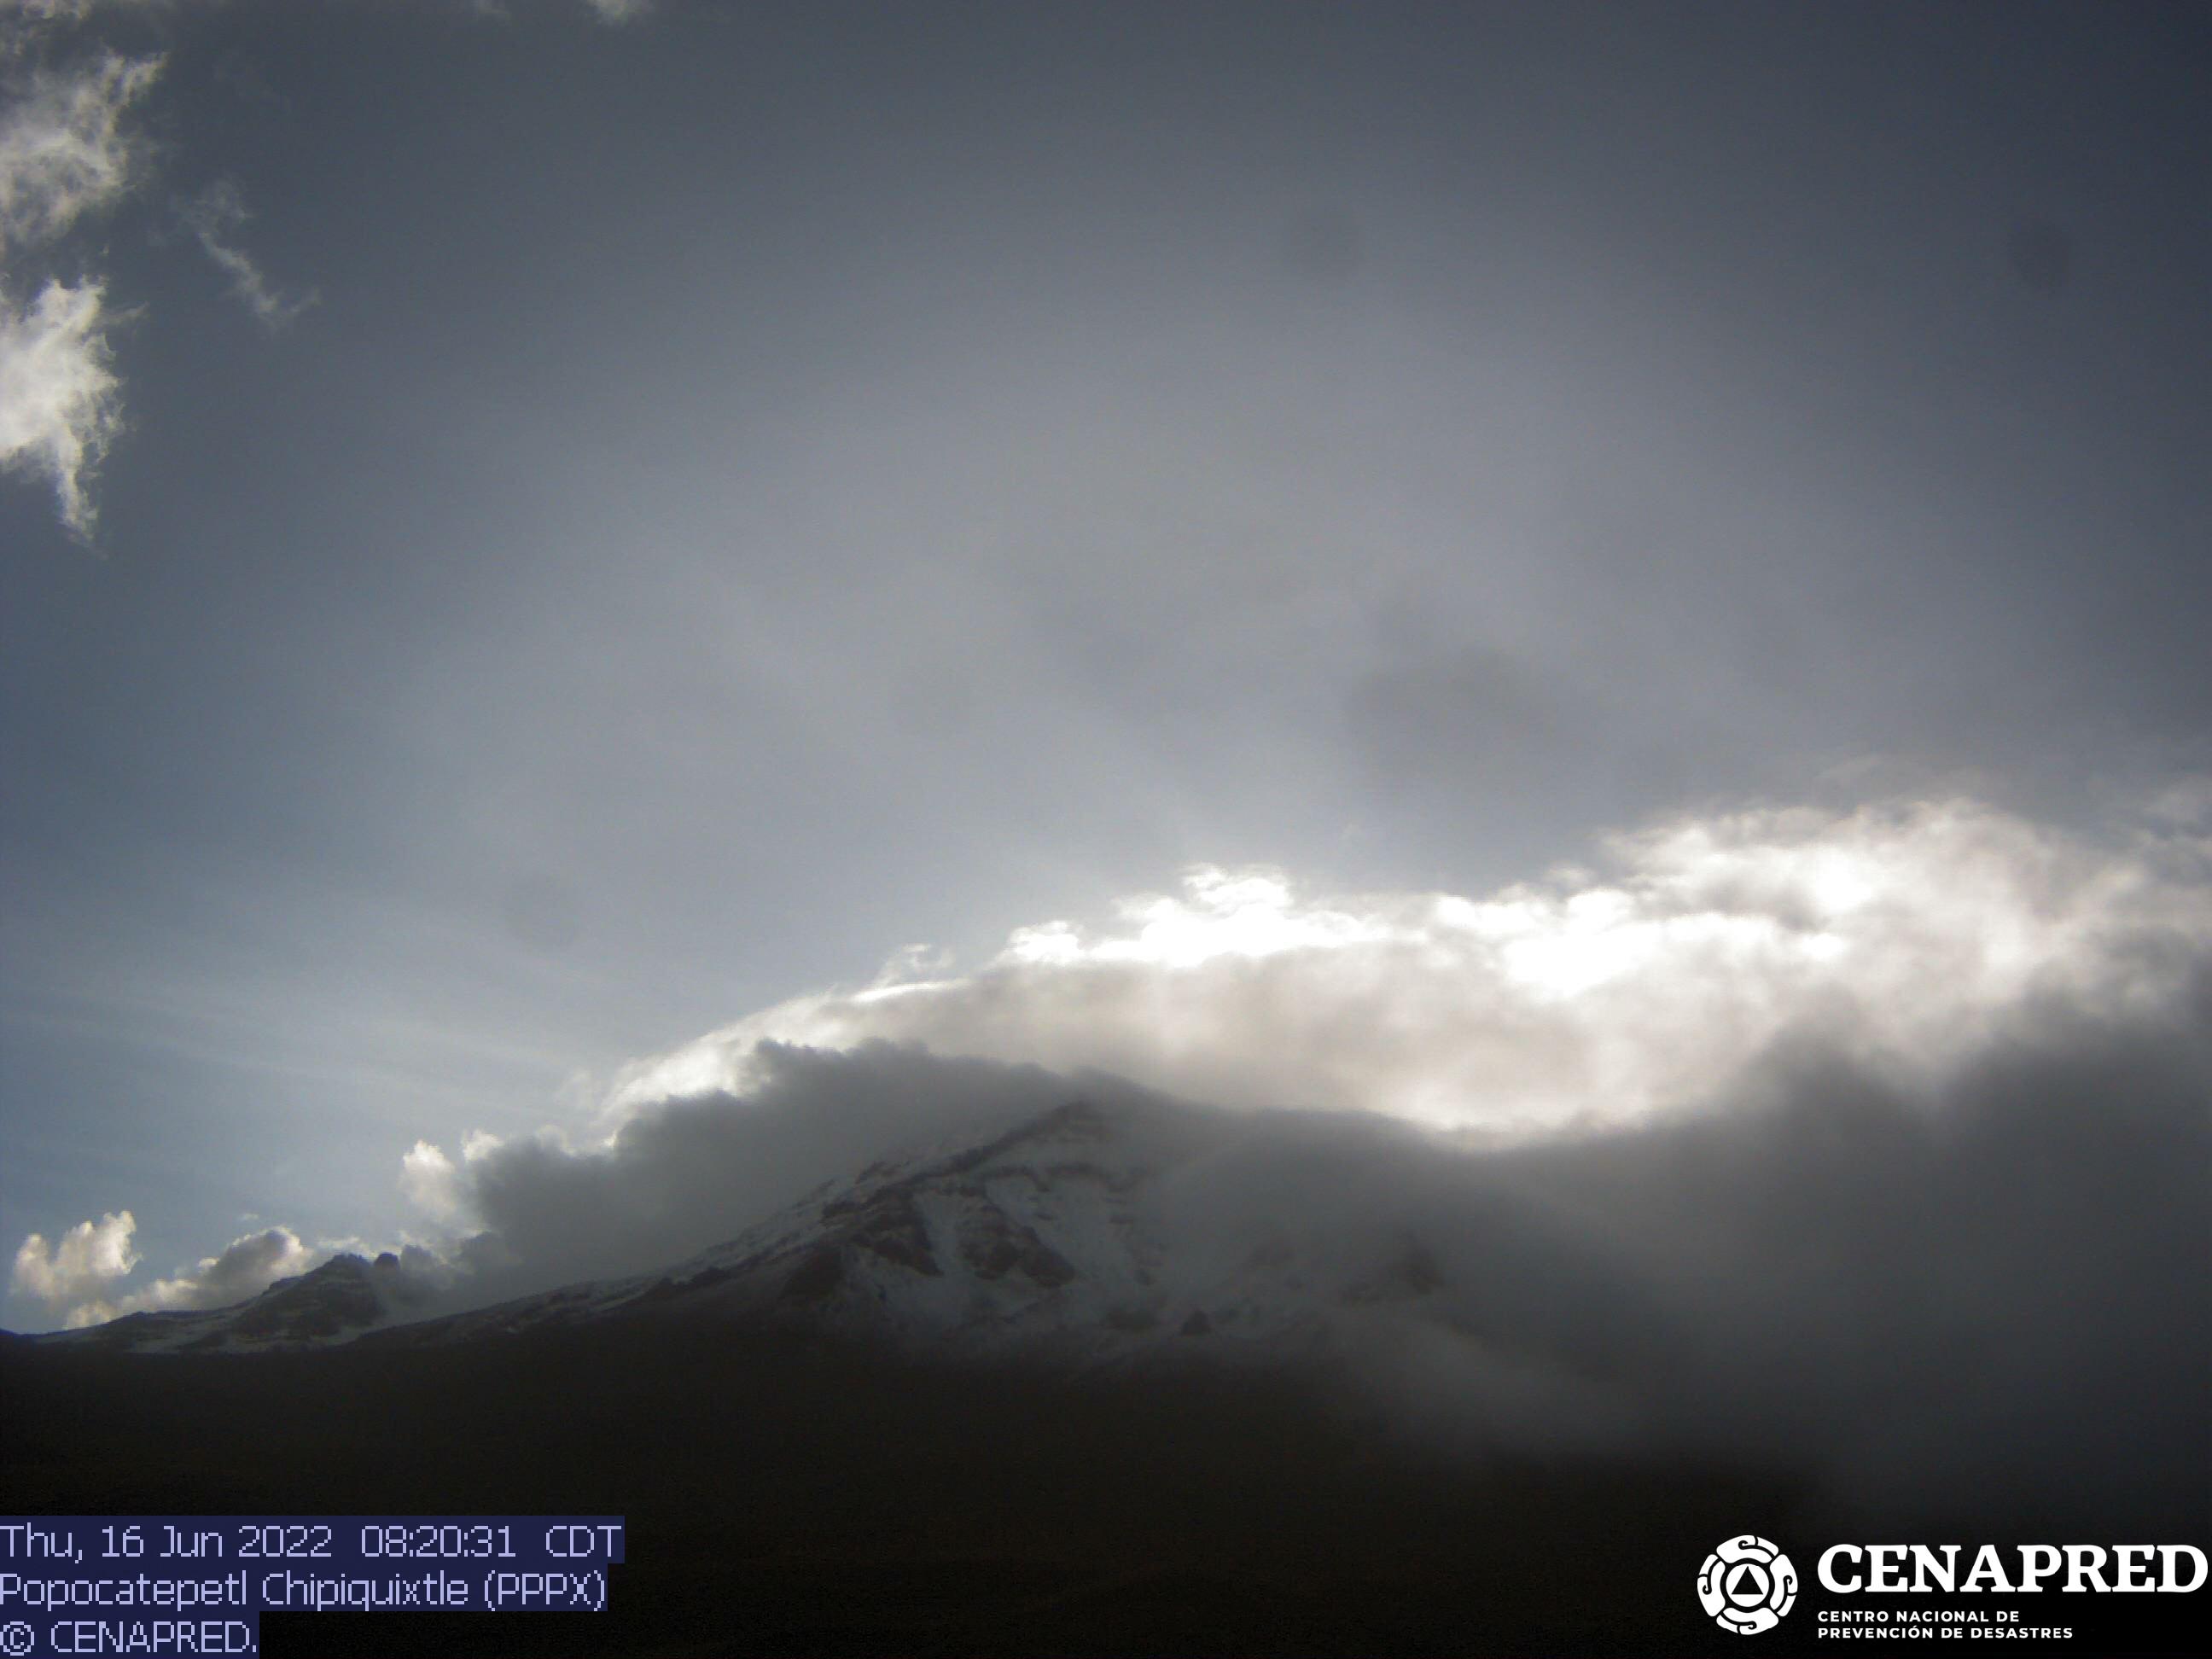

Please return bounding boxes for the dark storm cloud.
[1135,1004,2210,1531]
[1513,1010,2212,1531]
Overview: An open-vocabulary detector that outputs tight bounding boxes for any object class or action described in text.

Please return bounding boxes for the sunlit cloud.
[9,1211,322,1329]
[345,784,2209,1530]
[358,788,2212,1320]
[21,789,2209,1336]
[9,1208,138,1322]
[607,795,2212,1137]
[399,1138,462,1220]
[15,787,2208,1531]
[399,1130,503,1224]
[0,49,158,252]
[0,49,156,534]
[0,274,121,536]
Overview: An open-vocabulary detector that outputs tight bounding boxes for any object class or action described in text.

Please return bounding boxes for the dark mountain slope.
[7,1314,2203,1658]
[3,1316,1802,1657]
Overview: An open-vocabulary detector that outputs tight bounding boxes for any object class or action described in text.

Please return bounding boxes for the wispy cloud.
[0,3,129,43]
[467,0,654,24]
[176,179,317,329]
[0,49,154,535]
[0,275,123,537]
[0,49,158,253]
[0,2,650,535]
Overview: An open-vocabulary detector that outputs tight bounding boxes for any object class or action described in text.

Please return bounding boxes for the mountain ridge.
[21,1249,433,1353]
[17,1094,1513,1377]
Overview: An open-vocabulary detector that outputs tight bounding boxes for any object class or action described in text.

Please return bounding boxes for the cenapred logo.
[1699,1535,1799,1634]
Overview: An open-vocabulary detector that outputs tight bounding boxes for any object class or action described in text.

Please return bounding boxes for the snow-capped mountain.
[13,1106,1645,1415]
[387,1091,1532,1371]
[31,1095,1531,1371]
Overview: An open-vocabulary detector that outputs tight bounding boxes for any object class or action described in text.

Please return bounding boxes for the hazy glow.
[1004,869,1390,970]
[399,1139,463,1221]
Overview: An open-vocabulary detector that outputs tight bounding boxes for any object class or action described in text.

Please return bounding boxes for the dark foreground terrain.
[4,1323,2203,1657]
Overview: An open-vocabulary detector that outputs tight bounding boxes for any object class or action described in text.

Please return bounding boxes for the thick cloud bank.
[13,791,2209,1525]
[424,1045,1141,1295]
[429,1019,2206,1528]
[23,792,2210,1309]
[389,1011,2212,1528]
[393,791,2212,1526]
[608,796,2212,1134]
[1504,1012,2209,1528]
